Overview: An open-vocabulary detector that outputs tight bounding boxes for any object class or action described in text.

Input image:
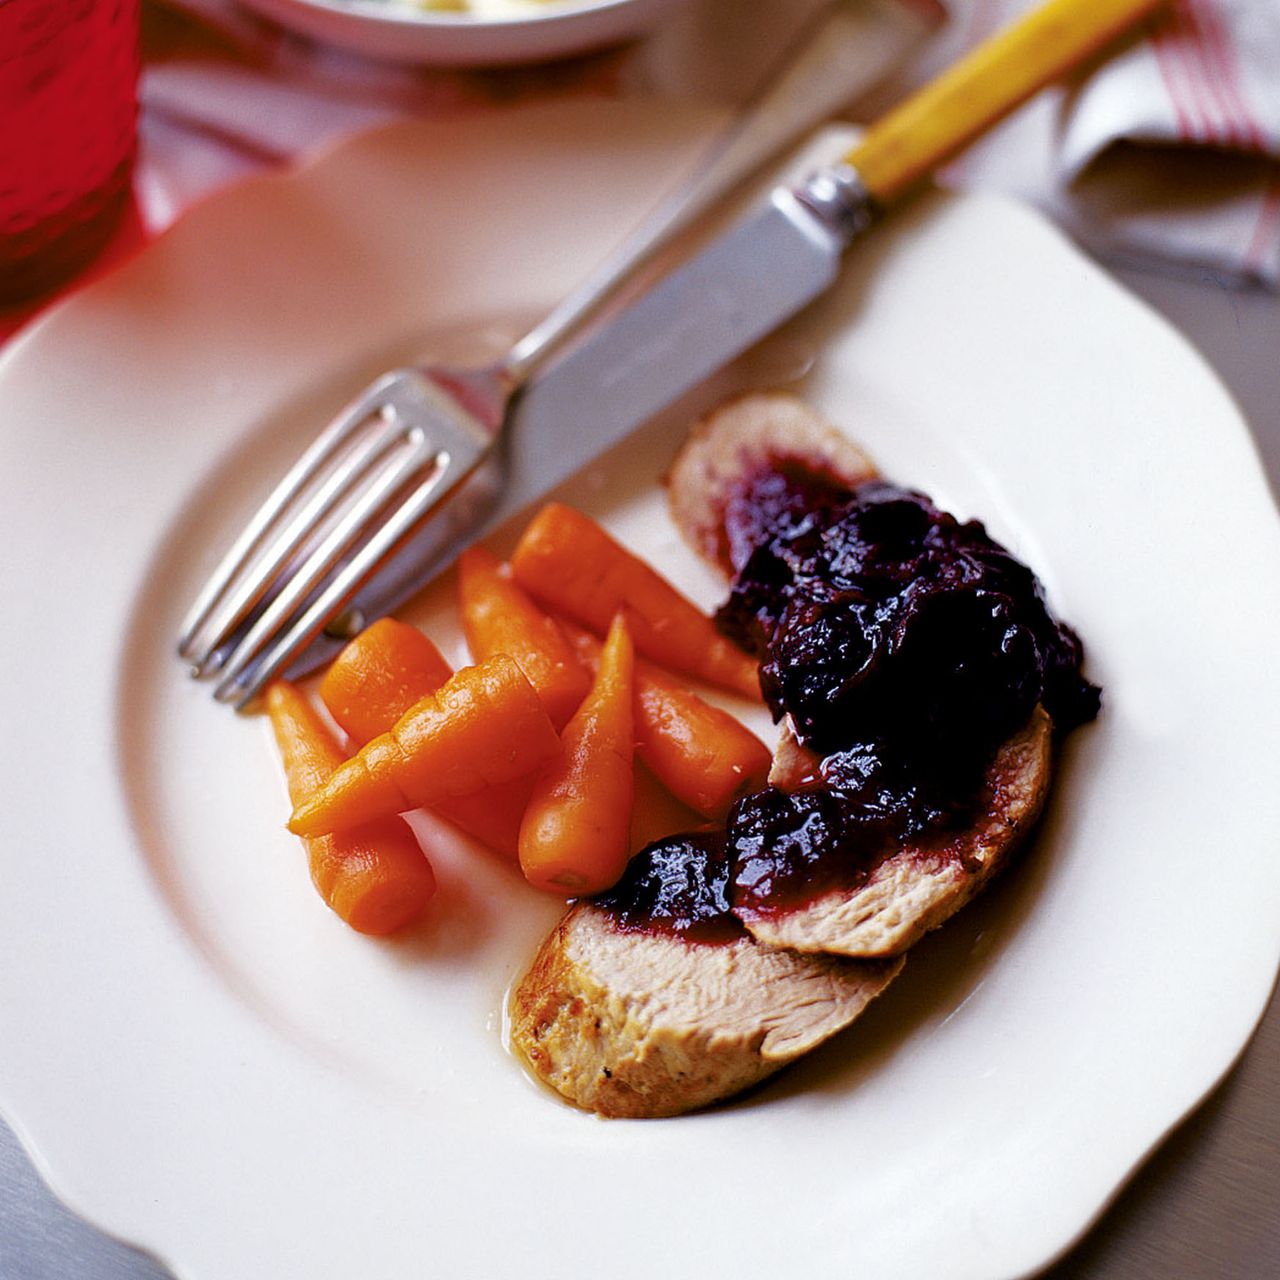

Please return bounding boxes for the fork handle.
[844,0,1165,205]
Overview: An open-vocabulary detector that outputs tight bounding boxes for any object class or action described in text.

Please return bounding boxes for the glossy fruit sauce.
[0,0,140,300]
[596,465,1100,941]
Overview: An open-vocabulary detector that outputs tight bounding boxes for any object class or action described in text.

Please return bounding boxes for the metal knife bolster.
[792,162,879,244]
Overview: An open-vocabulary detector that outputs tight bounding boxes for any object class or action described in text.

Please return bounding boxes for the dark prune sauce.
[718,474,1099,753]
[596,463,1100,938]
[730,745,968,913]
[594,831,744,944]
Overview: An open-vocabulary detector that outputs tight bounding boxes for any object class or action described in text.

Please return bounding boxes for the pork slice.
[740,706,1054,958]
[509,904,902,1118]
[666,390,878,575]
[664,392,1057,958]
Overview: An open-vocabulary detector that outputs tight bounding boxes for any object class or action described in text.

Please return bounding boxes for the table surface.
[3,1,1279,1267]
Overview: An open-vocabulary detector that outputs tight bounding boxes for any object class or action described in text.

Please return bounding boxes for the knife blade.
[304,172,867,657]
[296,0,1166,670]
[498,178,866,526]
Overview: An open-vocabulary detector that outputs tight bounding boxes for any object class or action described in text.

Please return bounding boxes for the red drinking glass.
[0,0,140,301]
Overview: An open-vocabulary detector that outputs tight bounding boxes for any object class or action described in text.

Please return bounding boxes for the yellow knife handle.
[845,0,1166,205]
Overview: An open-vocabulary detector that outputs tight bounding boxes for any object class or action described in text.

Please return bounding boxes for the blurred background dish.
[235,0,689,65]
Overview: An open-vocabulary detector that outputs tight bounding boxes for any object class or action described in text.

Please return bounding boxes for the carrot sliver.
[629,761,706,854]
[509,503,759,699]
[319,620,534,858]
[318,618,452,747]
[565,622,770,819]
[290,655,560,837]
[266,681,436,935]
[457,545,589,730]
[431,775,533,861]
[518,613,635,896]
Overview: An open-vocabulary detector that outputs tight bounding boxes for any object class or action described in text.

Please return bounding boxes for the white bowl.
[237,0,688,65]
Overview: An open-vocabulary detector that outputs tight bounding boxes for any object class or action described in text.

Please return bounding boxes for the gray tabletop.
[2,263,1277,1279]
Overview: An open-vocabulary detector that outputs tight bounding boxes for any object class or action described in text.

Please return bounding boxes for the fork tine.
[185,364,497,706]
[177,373,406,664]
[185,420,408,677]
[213,435,486,709]
[210,433,443,700]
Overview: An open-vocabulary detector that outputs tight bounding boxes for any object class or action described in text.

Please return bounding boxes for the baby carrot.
[318,617,452,747]
[509,503,760,700]
[629,761,706,855]
[290,654,560,838]
[564,622,771,819]
[266,681,436,935]
[428,777,534,861]
[318,620,534,858]
[457,545,590,730]
[519,613,635,896]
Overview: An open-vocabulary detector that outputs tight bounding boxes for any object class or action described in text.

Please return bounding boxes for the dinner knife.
[185,0,1161,695]
[498,0,1166,513]
[337,0,1165,637]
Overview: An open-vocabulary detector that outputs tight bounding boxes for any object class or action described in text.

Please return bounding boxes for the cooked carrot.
[509,503,759,699]
[629,761,706,854]
[631,657,771,819]
[266,681,436,935]
[565,622,770,819]
[431,776,534,860]
[318,617,452,747]
[457,545,590,730]
[519,613,635,895]
[319,621,533,858]
[290,654,560,837]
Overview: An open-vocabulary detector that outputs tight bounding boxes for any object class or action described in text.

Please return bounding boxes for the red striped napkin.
[902,0,1280,285]
[1061,0,1280,284]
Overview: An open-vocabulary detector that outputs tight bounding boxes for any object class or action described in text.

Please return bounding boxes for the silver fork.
[177,0,917,708]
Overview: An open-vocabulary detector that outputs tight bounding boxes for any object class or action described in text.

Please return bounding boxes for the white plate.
[238,0,685,66]
[2,100,1279,1280]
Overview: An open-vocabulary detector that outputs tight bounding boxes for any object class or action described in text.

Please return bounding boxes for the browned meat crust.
[510,903,902,1118]
[743,706,1053,957]
[666,390,878,574]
